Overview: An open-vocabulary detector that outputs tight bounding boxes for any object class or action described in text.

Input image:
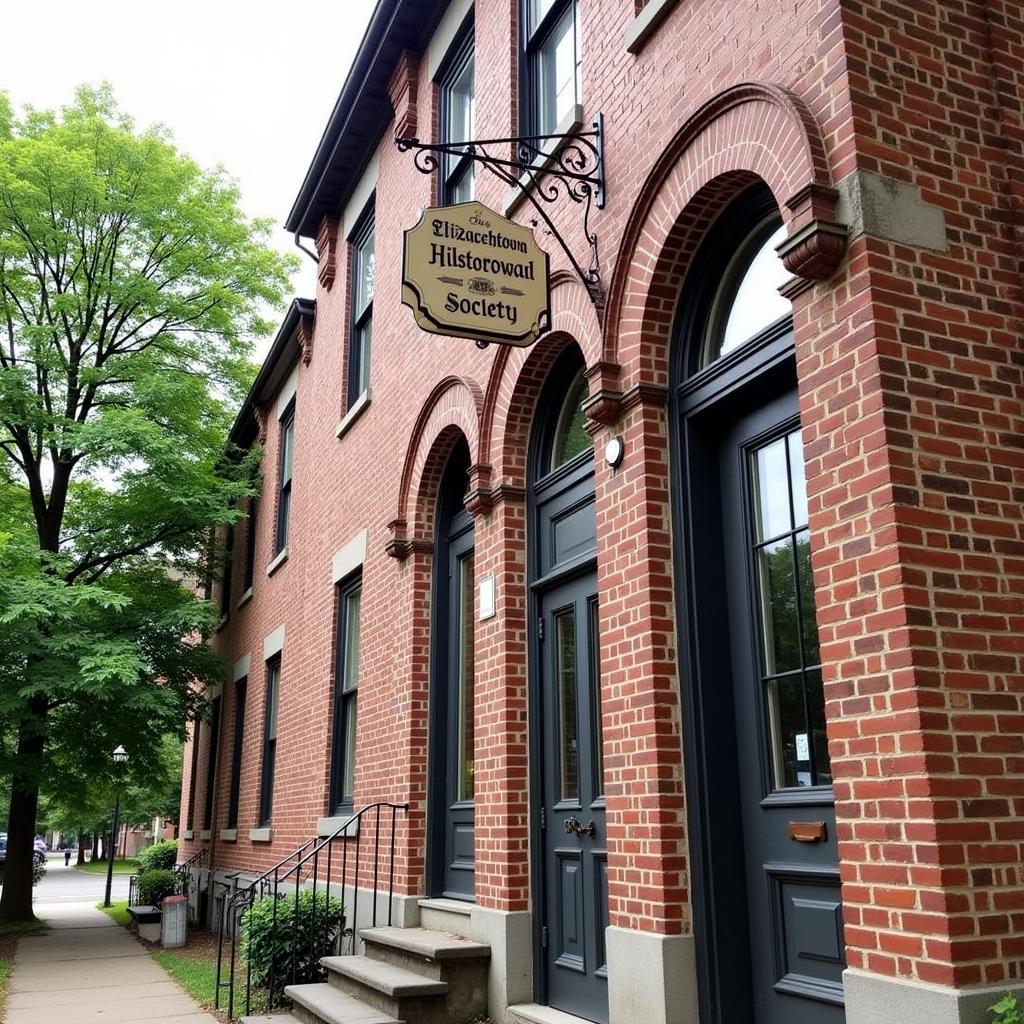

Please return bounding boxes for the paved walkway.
[7,900,217,1024]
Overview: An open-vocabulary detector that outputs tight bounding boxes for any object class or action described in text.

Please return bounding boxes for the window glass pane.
[451,166,475,204]
[711,223,790,361]
[529,0,557,31]
[766,675,810,788]
[448,54,474,143]
[540,5,578,132]
[267,663,279,739]
[758,537,801,675]
[555,608,579,801]
[752,436,791,542]
[788,430,808,529]
[343,694,357,800]
[795,530,820,666]
[281,417,294,483]
[805,670,831,785]
[355,230,375,314]
[457,553,475,801]
[588,599,604,798]
[343,589,361,691]
[358,321,372,394]
[551,369,590,470]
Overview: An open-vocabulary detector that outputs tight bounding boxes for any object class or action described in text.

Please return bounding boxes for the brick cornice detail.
[465,463,494,517]
[389,51,420,139]
[296,311,315,366]
[254,402,270,445]
[583,360,624,428]
[316,216,339,290]
[620,382,669,416]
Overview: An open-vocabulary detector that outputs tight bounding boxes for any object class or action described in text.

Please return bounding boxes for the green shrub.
[243,890,344,996]
[138,840,178,874]
[990,994,1022,1024]
[31,858,46,887]
[137,868,177,906]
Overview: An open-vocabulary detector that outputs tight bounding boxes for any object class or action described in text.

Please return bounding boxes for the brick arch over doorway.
[601,80,846,398]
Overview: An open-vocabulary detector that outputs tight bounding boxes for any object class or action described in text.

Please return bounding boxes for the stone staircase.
[243,925,491,1024]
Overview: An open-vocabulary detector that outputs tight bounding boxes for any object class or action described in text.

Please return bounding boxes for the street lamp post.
[103,745,129,909]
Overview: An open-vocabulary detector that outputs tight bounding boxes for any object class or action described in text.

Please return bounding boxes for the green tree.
[0,85,294,920]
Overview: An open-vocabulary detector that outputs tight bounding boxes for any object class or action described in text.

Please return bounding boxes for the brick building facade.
[178,1,1024,1023]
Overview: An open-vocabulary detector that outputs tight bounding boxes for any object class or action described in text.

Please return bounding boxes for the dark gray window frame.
[437,18,475,205]
[243,497,258,592]
[202,696,222,831]
[275,403,295,554]
[185,718,201,831]
[347,204,375,410]
[329,572,363,814]
[258,657,281,827]
[227,677,247,829]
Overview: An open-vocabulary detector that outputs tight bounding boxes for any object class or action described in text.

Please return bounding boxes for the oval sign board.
[402,201,550,347]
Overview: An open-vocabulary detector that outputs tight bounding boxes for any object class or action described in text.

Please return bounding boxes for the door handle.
[788,821,827,843]
[564,817,597,838]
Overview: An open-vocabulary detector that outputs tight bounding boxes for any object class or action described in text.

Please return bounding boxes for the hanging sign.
[402,201,550,347]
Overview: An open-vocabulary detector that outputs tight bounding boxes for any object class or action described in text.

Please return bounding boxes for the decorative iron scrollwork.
[395,116,606,304]
[564,816,597,838]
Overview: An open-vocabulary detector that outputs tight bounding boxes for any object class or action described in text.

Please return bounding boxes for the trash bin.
[161,893,187,948]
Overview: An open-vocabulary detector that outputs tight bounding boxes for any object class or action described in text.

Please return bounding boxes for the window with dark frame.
[186,718,201,831]
[243,497,257,593]
[219,526,234,618]
[329,574,362,814]
[275,405,295,554]
[521,0,581,136]
[202,696,221,831]
[438,22,475,205]
[258,658,280,827]
[347,207,375,410]
[227,677,247,829]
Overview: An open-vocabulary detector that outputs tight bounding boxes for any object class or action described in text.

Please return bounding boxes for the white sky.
[2,0,378,356]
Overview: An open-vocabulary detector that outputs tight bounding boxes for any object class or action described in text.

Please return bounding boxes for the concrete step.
[416,897,473,935]
[361,926,490,962]
[322,955,448,1022]
[509,1003,597,1024]
[284,983,401,1024]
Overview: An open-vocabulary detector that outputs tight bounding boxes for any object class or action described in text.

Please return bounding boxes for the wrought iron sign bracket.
[395,115,606,305]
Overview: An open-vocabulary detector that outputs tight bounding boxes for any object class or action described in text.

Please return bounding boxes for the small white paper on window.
[795,732,810,762]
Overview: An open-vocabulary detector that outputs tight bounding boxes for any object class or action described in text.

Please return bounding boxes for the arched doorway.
[671,184,845,1024]
[529,345,608,1024]
[428,437,476,900]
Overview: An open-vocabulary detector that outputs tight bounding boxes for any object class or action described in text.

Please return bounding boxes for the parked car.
[0,833,6,880]
[33,836,47,863]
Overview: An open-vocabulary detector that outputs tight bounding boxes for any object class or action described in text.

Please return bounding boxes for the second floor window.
[243,497,258,593]
[202,696,221,831]
[330,575,362,813]
[219,526,234,617]
[439,26,475,204]
[186,718,201,831]
[522,0,581,136]
[348,208,375,409]
[259,657,280,827]
[275,405,294,554]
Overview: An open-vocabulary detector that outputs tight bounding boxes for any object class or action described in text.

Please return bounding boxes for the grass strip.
[0,919,47,938]
[96,900,132,928]
[76,858,139,875]
[0,958,11,1019]
[151,950,218,1008]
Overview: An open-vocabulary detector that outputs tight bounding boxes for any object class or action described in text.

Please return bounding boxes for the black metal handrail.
[214,802,407,1018]
[128,846,209,910]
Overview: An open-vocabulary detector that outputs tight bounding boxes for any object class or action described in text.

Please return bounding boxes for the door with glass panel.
[719,390,844,1024]
[430,442,476,900]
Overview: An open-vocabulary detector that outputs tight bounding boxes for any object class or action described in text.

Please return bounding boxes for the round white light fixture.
[604,435,625,469]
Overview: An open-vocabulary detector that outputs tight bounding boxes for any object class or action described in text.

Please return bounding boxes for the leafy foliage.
[137,868,177,907]
[138,839,178,873]
[243,891,345,997]
[0,84,295,920]
[30,858,45,887]
[990,994,1022,1024]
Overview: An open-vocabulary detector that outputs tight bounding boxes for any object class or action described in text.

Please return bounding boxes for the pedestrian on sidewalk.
[64,848,71,867]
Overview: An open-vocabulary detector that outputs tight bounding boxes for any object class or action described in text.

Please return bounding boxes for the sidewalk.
[6,900,218,1024]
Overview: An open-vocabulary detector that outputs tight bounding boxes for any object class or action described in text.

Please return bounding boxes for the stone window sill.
[316,813,360,838]
[214,613,228,633]
[336,389,372,440]
[219,829,237,842]
[236,587,253,610]
[624,0,679,54]
[266,547,288,577]
[182,829,195,840]
[249,828,272,843]
[199,830,212,841]
[502,105,584,217]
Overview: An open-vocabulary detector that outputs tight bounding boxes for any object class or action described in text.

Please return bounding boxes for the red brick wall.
[177,0,1024,989]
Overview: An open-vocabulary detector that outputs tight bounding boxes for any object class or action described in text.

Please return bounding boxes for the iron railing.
[214,802,407,1018]
[127,846,209,909]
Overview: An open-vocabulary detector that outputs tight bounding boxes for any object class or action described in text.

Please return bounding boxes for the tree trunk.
[0,698,47,922]
[76,840,86,866]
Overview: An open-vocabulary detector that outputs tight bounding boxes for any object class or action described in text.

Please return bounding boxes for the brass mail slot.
[788,821,827,843]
